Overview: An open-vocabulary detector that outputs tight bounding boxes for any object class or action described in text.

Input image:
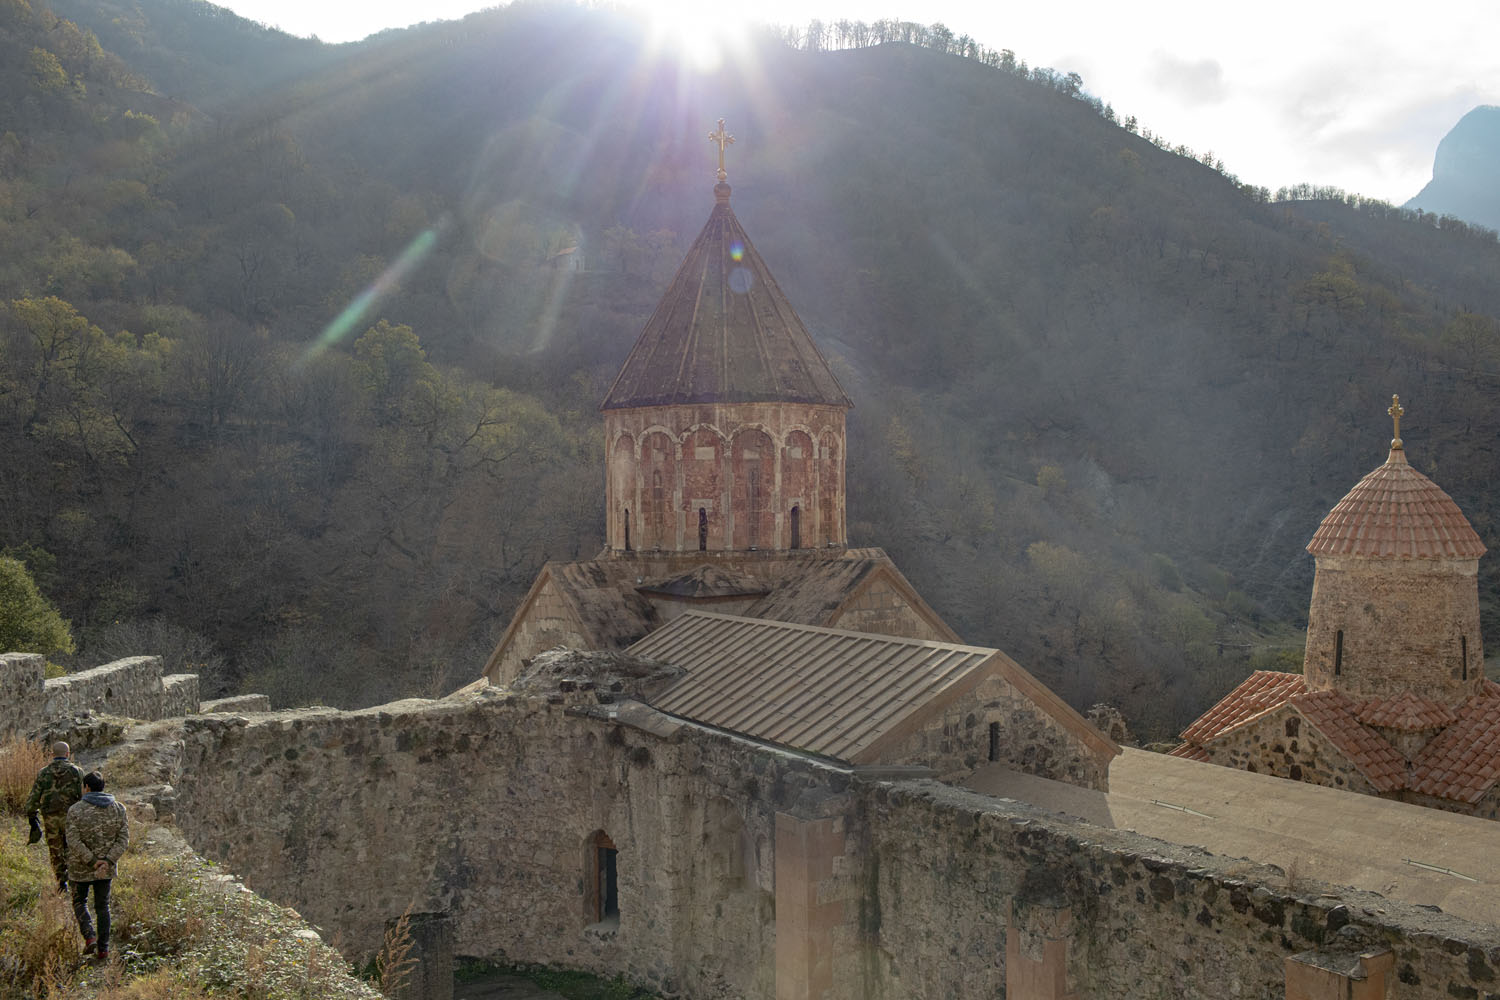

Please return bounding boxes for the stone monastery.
[9,124,1500,1000]
[481,121,1118,787]
[1175,397,1500,818]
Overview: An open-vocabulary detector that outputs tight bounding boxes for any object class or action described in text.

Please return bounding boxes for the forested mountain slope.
[3,0,1499,736]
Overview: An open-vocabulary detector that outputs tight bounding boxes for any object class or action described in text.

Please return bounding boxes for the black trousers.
[70,879,111,948]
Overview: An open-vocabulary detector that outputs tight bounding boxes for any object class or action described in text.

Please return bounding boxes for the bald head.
[52,742,69,758]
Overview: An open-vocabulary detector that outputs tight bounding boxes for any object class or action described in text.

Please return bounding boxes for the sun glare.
[638,0,753,73]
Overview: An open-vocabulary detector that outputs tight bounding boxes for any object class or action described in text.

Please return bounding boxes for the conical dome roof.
[1307,446,1485,559]
[600,183,851,411]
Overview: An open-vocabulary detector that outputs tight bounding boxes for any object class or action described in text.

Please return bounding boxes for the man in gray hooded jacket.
[65,771,128,961]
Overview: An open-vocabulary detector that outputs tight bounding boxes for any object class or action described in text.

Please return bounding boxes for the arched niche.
[731,427,775,550]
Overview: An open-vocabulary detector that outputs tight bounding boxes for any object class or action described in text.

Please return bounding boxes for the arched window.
[748,469,761,549]
[651,470,664,550]
[790,505,801,549]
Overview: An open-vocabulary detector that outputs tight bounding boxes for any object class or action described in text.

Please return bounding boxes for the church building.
[482,122,1116,788]
[1173,397,1500,817]
[482,122,963,685]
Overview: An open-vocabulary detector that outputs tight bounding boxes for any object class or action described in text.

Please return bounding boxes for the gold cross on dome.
[1388,394,1404,449]
[709,118,735,183]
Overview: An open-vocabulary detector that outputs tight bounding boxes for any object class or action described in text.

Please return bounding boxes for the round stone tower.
[599,121,852,554]
[1302,396,1486,704]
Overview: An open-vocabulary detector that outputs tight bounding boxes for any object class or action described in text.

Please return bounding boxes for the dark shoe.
[57,882,68,895]
[95,948,108,962]
[82,938,96,956]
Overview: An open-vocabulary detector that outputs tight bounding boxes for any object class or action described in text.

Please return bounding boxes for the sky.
[218,0,1498,205]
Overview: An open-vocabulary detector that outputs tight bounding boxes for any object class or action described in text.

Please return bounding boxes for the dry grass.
[375,905,417,998]
[0,814,382,999]
[0,840,88,996]
[50,968,214,999]
[0,738,50,814]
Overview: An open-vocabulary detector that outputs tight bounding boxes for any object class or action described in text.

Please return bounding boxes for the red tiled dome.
[1307,448,1485,559]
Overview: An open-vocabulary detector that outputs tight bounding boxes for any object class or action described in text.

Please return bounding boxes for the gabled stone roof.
[600,184,851,411]
[482,548,956,683]
[1306,447,1485,559]
[636,564,769,600]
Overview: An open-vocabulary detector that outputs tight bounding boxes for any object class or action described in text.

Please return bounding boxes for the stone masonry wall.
[831,577,945,642]
[489,576,593,684]
[1304,556,1483,703]
[0,653,45,738]
[2,654,202,736]
[44,656,168,720]
[1203,705,1382,796]
[166,690,1499,1000]
[881,672,1109,790]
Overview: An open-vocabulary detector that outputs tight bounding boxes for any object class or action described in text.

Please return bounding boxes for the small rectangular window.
[1334,630,1343,676]
[599,846,618,919]
[1463,635,1469,681]
[988,721,1000,762]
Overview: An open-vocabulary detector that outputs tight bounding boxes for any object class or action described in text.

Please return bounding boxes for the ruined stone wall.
[880,673,1109,790]
[831,577,945,642]
[3,653,199,735]
[0,653,45,738]
[168,691,1500,1000]
[1201,705,1382,796]
[1304,556,1483,703]
[44,656,169,721]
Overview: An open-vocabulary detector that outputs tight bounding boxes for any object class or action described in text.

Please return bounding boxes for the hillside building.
[1174,396,1500,817]
[482,122,1114,788]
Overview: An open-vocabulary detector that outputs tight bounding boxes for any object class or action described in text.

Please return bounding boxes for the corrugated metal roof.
[599,184,852,411]
[1307,447,1485,559]
[630,612,996,763]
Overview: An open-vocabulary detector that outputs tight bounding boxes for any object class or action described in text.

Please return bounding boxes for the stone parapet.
[200,694,272,713]
[162,674,200,717]
[0,653,46,739]
[0,652,203,731]
[44,656,165,720]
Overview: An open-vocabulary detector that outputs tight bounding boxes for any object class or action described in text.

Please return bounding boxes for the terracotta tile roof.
[632,612,999,763]
[1288,690,1407,793]
[1355,690,1458,731]
[1179,670,1306,744]
[1178,673,1407,793]
[1168,743,1210,762]
[1409,685,1500,803]
[1306,447,1485,559]
[600,186,851,411]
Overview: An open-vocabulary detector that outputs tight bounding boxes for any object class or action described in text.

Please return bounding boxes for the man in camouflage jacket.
[23,742,84,893]
[66,771,129,961]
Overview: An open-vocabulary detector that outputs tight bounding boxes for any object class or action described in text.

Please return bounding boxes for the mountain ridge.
[3,0,1500,737]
